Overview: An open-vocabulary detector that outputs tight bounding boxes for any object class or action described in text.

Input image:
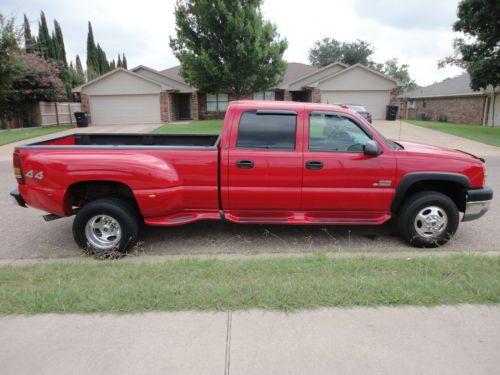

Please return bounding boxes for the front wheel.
[397,191,459,248]
[73,198,140,255]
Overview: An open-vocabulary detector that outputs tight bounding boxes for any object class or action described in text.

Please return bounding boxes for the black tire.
[73,198,140,255]
[397,191,459,248]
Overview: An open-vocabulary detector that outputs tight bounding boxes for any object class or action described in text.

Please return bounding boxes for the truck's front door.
[227,109,303,212]
[302,110,396,216]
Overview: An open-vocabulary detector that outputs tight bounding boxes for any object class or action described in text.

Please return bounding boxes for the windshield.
[368,122,403,150]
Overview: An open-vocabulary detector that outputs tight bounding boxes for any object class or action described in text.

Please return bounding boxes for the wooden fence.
[39,102,82,126]
[3,102,82,129]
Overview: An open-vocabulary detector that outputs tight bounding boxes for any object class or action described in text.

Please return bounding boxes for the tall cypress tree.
[117,54,122,68]
[75,55,85,81]
[53,20,67,67]
[38,11,52,59]
[86,22,99,79]
[23,14,35,53]
[122,53,127,69]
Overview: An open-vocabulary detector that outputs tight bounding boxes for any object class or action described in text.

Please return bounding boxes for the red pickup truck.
[11,101,492,253]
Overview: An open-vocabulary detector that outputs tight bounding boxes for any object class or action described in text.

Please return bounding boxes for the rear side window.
[236,111,296,150]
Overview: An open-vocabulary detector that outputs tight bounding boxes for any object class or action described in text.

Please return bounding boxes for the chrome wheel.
[414,206,448,238]
[84,215,122,250]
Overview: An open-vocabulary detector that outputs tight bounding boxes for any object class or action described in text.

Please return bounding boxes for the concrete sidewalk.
[1,305,499,375]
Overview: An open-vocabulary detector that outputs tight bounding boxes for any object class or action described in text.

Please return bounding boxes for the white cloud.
[3,0,465,86]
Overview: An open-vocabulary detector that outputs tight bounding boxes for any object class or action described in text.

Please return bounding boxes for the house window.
[206,93,229,112]
[408,99,415,109]
[253,91,275,101]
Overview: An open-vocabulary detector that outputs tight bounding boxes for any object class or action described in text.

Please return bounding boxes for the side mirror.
[364,140,381,156]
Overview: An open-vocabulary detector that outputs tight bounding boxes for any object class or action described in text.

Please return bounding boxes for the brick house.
[73,62,399,126]
[400,73,499,126]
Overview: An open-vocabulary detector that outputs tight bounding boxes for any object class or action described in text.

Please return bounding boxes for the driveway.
[0,121,498,260]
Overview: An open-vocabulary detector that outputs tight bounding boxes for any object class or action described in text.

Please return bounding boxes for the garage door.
[321,90,390,120]
[90,94,161,125]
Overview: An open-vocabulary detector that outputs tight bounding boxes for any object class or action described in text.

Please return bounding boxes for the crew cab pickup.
[11,101,493,253]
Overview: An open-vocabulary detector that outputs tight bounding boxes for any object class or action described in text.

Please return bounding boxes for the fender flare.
[391,172,470,213]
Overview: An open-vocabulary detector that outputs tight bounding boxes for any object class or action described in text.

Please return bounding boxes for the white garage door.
[90,94,161,125]
[321,90,390,120]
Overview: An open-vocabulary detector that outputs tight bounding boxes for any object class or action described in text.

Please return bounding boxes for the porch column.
[168,93,175,122]
[191,92,199,120]
[160,91,170,123]
[311,88,321,103]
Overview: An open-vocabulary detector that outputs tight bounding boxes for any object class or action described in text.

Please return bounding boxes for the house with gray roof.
[73,62,398,126]
[401,73,499,126]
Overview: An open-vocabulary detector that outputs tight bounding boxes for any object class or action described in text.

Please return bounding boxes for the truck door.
[227,109,303,211]
[302,110,396,214]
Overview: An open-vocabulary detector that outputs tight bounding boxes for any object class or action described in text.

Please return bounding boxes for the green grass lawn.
[0,124,75,146]
[152,120,223,134]
[406,120,500,147]
[1,255,498,314]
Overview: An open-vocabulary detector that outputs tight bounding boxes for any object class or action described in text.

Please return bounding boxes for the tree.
[372,58,416,95]
[75,54,85,82]
[0,14,65,127]
[23,14,35,53]
[308,38,374,67]
[14,52,65,103]
[53,20,67,67]
[170,0,288,98]
[0,15,24,126]
[37,11,53,59]
[122,53,127,69]
[86,21,99,80]
[439,0,500,126]
[69,61,85,88]
[117,54,122,68]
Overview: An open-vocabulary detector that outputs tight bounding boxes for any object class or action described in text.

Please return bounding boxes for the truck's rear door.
[226,109,303,211]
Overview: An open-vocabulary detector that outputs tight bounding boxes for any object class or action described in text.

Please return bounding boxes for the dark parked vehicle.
[336,104,373,123]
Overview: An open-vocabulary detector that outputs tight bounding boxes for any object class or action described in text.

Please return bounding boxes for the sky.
[2,0,465,86]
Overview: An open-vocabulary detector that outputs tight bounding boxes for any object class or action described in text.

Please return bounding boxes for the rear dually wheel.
[73,198,139,256]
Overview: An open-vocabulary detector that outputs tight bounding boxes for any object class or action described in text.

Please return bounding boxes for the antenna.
[398,105,402,141]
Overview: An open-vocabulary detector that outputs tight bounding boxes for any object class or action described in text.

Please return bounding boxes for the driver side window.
[309,112,371,152]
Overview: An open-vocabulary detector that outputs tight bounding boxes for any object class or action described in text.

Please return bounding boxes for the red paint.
[14,101,486,226]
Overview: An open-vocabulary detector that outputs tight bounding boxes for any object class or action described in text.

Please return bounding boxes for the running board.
[226,213,390,226]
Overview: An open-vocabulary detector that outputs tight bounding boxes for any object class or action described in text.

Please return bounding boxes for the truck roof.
[229,100,351,114]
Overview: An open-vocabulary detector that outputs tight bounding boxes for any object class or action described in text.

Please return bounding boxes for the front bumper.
[10,188,27,208]
[462,187,493,222]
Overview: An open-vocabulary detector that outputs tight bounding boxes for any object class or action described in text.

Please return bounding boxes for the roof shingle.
[405,73,481,98]
[160,62,318,87]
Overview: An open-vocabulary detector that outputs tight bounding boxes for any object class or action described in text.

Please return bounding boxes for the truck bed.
[21,133,220,149]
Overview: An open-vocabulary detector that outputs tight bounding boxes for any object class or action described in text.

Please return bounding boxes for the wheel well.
[393,180,467,213]
[65,181,140,215]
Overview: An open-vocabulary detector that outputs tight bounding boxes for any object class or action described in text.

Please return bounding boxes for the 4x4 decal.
[25,170,44,180]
